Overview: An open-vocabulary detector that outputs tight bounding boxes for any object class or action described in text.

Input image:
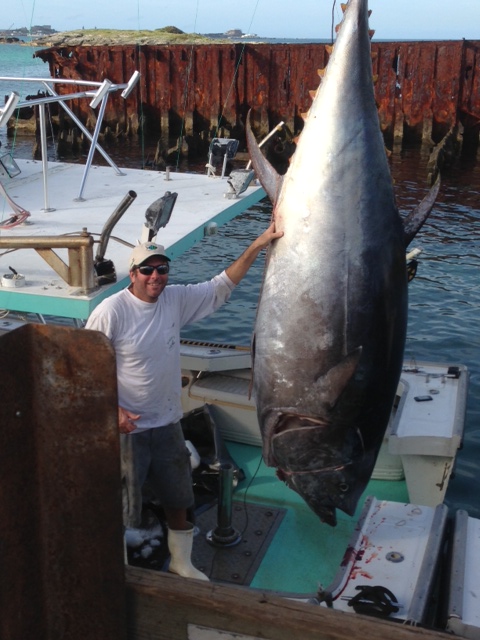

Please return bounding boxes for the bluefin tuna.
[247,0,440,526]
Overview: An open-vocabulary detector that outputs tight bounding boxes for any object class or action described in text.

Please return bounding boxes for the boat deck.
[0,158,265,319]
[178,349,468,598]
[215,440,409,594]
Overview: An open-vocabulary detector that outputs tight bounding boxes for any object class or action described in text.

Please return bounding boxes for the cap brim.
[136,255,171,267]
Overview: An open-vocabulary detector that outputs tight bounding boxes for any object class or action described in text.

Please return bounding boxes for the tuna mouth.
[275,461,357,526]
[278,461,362,527]
[266,411,366,525]
[269,412,343,472]
[317,506,337,527]
[274,412,328,435]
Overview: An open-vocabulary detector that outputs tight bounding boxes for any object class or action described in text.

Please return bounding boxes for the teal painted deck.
[226,441,409,594]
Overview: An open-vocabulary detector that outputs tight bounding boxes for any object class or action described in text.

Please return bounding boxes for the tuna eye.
[339,483,349,492]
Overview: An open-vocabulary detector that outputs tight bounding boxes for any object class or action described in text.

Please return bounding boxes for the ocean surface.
[1,43,480,519]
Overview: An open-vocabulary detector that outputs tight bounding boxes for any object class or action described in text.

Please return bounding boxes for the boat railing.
[0,231,96,291]
[0,71,140,204]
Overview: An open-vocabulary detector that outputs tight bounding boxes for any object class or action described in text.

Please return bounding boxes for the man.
[86,222,282,580]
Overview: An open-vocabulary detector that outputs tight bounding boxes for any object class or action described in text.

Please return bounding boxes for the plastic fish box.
[447,510,480,639]
[322,496,448,625]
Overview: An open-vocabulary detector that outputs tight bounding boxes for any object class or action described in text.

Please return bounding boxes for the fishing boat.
[0,69,478,640]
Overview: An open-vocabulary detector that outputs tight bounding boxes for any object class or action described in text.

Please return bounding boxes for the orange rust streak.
[34,40,480,150]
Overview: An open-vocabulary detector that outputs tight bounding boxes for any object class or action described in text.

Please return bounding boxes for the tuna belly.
[271,414,368,527]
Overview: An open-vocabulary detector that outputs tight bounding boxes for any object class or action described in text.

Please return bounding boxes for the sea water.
[1,43,480,518]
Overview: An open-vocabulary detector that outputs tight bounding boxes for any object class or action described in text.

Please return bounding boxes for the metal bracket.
[0,230,96,291]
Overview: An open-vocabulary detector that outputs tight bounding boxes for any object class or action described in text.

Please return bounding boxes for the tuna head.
[259,348,378,527]
[249,0,439,527]
[269,413,369,527]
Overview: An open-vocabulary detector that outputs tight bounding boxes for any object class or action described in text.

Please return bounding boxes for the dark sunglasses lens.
[139,264,169,275]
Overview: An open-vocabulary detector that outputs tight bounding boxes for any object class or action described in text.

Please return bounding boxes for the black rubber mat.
[191,501,286,585]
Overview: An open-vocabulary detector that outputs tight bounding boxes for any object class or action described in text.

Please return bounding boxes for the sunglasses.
[137,264,170,276]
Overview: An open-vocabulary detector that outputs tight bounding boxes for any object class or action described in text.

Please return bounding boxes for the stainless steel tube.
[206,462,241,547]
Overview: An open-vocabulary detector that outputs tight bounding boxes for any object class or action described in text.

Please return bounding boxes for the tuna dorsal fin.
[246,110,284,204]
[315,347,363,410]
[403,176,441,247]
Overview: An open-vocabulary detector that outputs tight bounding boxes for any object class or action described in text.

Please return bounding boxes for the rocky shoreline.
[1,25,268,48]
[29,26,248,48]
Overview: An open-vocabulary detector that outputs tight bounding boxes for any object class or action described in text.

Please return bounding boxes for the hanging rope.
[173,0,201,170]
[171,0,263,168]
[129,0,263,172]
[175,42,195,170]
[331,0,338,43]
[134,0,147,170]
[214,0,262,140]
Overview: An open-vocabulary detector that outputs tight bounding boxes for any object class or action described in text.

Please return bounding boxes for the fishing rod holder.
[0,72,140,205]
[0,91,20,127]
[206,462,241,547]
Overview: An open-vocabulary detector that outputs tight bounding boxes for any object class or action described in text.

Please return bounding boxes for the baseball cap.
[129,242,171,270]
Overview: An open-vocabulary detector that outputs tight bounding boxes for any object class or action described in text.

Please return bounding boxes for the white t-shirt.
[85,271,235,430]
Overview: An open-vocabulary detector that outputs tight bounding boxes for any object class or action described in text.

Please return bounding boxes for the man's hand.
[254,220,284,251]
[118,406,140,434]
[225,220,283,284]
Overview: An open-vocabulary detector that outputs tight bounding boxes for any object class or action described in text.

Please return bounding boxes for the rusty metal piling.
[34,39,480,155]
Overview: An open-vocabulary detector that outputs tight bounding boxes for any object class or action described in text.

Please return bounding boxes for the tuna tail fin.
[403,175,440,247]
[246,110,284,204]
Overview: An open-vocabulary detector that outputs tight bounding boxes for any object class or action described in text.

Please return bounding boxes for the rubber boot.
[167,525,209,581]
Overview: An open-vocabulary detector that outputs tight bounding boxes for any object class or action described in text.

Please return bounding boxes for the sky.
[2,0,479,41]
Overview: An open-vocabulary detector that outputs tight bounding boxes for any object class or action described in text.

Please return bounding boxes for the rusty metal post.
[0,324,126,640]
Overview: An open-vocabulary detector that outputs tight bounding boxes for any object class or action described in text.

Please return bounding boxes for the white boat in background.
[0,73,264,323]
[0,74,478,640]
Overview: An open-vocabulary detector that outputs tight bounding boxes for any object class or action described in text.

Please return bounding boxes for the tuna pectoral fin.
[246,110,284,204]
[316,347,362,409]
[403,175,440,247]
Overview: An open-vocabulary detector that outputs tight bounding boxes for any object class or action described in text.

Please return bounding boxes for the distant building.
[0,24,56,37]
[31,25,56,35]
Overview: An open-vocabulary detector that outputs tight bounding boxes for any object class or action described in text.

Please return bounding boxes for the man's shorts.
[120,421,193,528]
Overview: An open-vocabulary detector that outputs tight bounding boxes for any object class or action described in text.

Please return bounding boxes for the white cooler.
[388,362,468,506]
